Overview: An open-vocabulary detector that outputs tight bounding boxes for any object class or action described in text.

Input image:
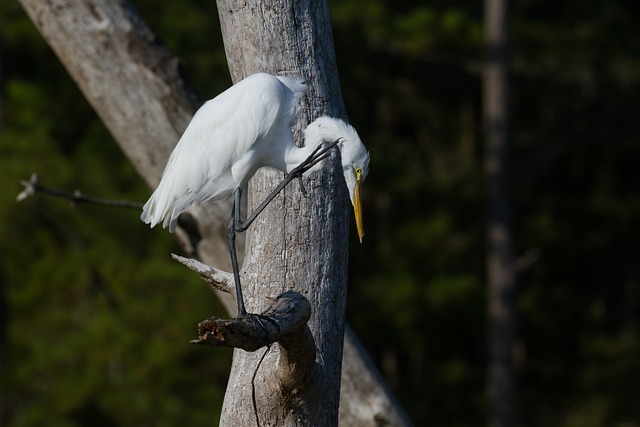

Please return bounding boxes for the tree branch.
[16,173,143,209]
[16,175,208,258]
[192,291,312,353]
[173,255,314,354]
[171,254,234,294]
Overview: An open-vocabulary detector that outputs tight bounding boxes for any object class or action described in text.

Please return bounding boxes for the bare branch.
[171,254,234,294]
[16,173,143,210]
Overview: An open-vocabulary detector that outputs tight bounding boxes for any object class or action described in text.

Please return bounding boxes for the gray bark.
[17,0,413,426]
[484,1,517,426]
[216,1,348,425]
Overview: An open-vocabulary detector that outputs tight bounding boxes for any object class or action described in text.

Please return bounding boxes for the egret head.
[305,117,370,243]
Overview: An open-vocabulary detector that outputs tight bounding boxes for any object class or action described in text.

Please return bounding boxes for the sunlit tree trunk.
[484,1,517,427]
[216,1,349,424]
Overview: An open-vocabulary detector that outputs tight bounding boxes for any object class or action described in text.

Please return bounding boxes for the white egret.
[141,73,369,316]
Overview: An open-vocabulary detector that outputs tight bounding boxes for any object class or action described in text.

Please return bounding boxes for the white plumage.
[141,72,369,241]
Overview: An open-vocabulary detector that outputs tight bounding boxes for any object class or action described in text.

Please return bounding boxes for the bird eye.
[354,167,363,181]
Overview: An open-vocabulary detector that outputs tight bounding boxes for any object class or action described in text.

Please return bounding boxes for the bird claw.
[290,138,341,198]
[297,138,341,175]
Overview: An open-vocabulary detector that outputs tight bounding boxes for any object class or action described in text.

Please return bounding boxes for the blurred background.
[2,1,640,426]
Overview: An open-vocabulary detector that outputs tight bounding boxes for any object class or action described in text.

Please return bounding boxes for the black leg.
[226,138,339,317]
[236,138,340,232]
[228,188,247,316]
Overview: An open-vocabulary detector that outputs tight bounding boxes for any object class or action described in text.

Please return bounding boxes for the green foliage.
[0,1,232,426]
[2,0,640,426]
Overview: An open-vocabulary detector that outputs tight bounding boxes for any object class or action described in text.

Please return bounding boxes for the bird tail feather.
[140,178,179,232]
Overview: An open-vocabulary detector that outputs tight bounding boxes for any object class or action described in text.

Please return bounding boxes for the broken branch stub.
[171,254,234,294]
[191,291,312,352]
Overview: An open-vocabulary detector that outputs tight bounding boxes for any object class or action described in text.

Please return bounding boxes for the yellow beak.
[353,170,364,243]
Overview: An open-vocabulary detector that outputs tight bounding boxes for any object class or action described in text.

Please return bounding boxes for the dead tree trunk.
[484,1,517,426]
[17,0,413,425]
[216,1,349,425]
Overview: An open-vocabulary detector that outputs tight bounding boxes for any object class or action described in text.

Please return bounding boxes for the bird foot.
[190,291,311,352]
[237,312,280,345]
[293,138,341,177]
[192,312,278,351]
[288,138,341,198]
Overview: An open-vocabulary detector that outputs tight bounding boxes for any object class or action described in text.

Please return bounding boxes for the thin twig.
[16,173,143,210]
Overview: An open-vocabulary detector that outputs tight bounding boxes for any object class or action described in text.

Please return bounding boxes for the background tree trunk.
[484,1,517,426]
[17,0,412,425]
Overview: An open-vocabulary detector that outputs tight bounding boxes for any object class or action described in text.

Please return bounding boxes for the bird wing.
[141,73,306,231]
